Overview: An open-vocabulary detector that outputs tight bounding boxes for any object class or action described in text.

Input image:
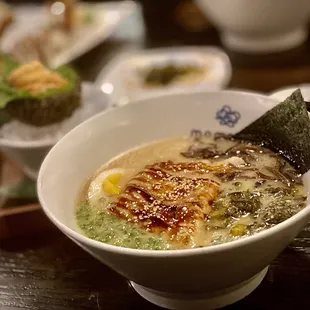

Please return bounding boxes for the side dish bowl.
[195,0,310,53]
[38,91,310,310]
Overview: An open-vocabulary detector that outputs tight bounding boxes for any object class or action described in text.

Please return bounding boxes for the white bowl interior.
[39,91,286,232]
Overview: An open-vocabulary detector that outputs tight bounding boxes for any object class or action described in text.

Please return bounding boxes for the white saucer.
[131,267,268,310]
[222,27,308,54]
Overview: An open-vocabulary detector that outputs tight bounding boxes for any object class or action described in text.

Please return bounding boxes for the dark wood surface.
[1,2,310,309]
[1,225,310,310]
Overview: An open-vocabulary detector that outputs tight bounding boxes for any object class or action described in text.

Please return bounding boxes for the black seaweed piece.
[234,89,310,174]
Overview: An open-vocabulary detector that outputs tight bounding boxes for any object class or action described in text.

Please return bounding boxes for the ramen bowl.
[38,91,310,310]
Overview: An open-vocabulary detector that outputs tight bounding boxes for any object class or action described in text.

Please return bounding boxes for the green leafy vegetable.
[214,191,261,217]
[143,64,203,86]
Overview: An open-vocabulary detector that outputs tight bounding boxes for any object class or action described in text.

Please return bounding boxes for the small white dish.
[269,84,310,102]
[95,46,232,106]
[195,0,310,53]
[0,82,111,180]
[1,1,138,68]
[38,90,310,310]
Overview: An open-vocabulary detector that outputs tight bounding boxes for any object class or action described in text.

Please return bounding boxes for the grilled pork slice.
[109,161,222,246]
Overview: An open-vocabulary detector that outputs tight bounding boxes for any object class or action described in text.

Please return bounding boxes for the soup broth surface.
[76,136,307,250]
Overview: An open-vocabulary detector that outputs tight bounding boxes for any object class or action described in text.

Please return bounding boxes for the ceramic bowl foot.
[221,27,308,53]
[131,266,268,310]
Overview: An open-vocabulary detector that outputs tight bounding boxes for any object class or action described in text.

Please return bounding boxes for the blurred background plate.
[95,46,232,106]
[0,1,138,68]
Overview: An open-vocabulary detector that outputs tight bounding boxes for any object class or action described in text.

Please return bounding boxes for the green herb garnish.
[76,204,169,250]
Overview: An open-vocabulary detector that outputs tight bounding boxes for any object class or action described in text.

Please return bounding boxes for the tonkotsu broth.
[76,136,307,250]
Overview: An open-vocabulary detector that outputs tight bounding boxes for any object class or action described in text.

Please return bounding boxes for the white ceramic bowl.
[195,0,310,53]
[269,84,310,102]
[0,83,111,180]
[38,91,310,310]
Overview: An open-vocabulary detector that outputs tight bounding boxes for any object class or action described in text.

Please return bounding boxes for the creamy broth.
[76,136,307,250]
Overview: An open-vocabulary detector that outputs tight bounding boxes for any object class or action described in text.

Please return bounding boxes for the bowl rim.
[269,84,310,101]
[37,89,310,257]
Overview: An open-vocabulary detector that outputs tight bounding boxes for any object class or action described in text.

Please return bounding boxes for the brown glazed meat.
[109,161,222,244]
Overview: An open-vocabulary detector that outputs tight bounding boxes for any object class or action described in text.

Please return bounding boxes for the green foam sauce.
[76,204,169,250]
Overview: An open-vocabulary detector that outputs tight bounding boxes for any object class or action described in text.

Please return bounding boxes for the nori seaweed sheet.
[234,89,310,174]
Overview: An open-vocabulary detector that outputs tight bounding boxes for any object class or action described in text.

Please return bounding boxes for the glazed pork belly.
[109,161,224,246]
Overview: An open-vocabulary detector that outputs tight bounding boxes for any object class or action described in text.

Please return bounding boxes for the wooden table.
[1,4,310,309]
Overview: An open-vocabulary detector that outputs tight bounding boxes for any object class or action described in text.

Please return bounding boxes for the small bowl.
[38,91,310,309]
[0,83,111,180]
[195,0,310,53]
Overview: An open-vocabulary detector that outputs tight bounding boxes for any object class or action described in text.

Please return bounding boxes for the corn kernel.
[230,224,247,236]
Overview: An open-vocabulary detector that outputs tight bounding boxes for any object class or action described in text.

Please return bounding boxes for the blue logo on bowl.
[216,106,241,127]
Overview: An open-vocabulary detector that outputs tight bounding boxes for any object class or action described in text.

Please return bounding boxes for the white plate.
[1,1,137,68]
[269,84,310,102]
[95,46,232,106]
